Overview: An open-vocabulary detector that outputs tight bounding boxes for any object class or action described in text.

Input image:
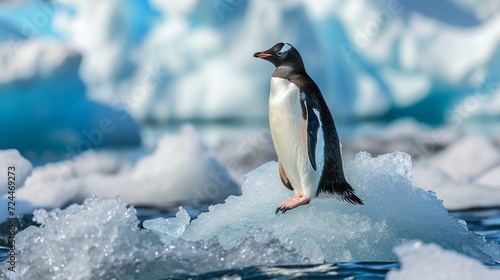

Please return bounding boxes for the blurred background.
[1,0,500,212]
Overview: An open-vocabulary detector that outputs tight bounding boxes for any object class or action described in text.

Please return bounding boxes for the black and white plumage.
[253,42,363,214]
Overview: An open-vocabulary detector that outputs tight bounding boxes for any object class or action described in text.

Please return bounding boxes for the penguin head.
[253,42,303,68]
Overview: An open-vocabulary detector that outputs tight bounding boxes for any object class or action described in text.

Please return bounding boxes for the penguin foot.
[276,195,310,214]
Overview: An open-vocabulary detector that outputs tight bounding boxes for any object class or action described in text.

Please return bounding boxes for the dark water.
[190,262,398,279]
[1,207,500,279]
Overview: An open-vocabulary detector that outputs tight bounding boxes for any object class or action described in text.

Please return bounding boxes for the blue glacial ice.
[2,151,499,279]
[43,0,500,123]
[0,39,141,157]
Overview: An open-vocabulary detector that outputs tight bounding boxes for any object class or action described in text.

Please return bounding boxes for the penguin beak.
[253,52,273,59]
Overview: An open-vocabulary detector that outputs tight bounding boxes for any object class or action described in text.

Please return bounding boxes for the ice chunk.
[143,207,190,244]
[166,152,500,263]
[387,241,500,280]
[0,197,169,280]
[0,197,309,279]
[0,149,32,196]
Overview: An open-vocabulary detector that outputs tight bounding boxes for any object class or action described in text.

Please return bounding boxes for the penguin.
[253,42,363,214]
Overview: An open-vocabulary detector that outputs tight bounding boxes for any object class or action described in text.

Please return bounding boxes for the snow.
[146,152,500,263]
[1,197,171,280]
[0,126,240,222]
[387,241,500,280]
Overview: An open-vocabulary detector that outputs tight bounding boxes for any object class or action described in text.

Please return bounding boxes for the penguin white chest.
[268,77,324,198]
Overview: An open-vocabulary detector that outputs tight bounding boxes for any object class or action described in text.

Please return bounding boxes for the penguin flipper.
[301,94,319,171]
[278,160,294,191]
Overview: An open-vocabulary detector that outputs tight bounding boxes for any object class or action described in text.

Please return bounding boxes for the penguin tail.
[336,181,364,205]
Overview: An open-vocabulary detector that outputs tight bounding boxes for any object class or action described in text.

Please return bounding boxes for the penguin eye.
[276,51,283,56]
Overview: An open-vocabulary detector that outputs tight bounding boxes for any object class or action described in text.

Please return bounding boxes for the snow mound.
[387,241,500,280]
[0,126,240,222]
[0,197,309,279]
[147,152,500,263]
